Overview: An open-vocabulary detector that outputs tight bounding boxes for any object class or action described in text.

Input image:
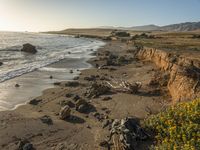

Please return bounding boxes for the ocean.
[0,31,105,111]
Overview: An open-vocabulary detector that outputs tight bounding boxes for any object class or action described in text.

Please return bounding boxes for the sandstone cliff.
[135,47,200,103]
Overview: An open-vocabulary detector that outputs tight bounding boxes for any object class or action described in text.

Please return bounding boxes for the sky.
[0,0,200,32]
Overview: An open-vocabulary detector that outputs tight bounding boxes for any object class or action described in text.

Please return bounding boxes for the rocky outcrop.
[21,43,37,54]
[135,47,200,103]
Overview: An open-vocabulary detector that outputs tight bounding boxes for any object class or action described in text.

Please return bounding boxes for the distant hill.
[160,22,200,31]
[128,25,160,31]
[98,21,200,32]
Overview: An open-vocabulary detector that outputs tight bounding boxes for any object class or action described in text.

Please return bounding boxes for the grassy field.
[47,28,200,59]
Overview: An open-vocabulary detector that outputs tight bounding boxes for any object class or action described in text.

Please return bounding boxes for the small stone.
[65,93,74,98]
[49,75,53,79]
[86,125,91,129]
[99,140,109,148]
[40,115,53,125]
[70,70,73,74]
[102,120,110,128]
[102,96,112,101]
[73,95,81,101]
[15,84,20,87]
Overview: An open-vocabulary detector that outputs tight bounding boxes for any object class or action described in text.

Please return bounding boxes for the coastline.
[0,39,168,150]
[0,35,104,111]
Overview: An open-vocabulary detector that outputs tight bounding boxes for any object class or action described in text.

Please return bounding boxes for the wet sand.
[0,41,170,150]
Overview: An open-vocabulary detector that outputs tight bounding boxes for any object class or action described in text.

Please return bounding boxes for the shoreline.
[0,36,105,112]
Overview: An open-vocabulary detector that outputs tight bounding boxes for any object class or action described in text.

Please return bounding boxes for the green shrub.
[145,99,200,150]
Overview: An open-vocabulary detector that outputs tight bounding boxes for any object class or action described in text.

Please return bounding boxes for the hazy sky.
[0,0,200,32]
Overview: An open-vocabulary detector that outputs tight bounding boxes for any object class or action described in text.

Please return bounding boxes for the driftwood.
[106,78,142,94]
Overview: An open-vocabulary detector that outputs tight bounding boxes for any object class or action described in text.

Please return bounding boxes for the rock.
[65,81,79,87]
[75,99,88,112]
[110,117,148,149]
[23,143,33,150]
[49,75,53,79]
[102,96,112,101]
[54,82,61,86]
[99,140,110,148]
[129,82,142,94]
[40,115,53,125]
[65,93,74,98]
[86,82,111,98]
[0,62,3,66]
[73,76,79,80]
[84,75,96,81]
[15,84,20,87]
[70,70,73,74]
[77,104,89,113]
[86,125,91,129]
[59,105,71,120]
[17,139,33,150]
[65,101,75,108]
[73,95,81,101]
[29,99,42,105]
[21,43,37,54]
[102,119,110,128]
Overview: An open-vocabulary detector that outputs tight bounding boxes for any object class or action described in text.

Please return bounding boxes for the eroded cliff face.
[135,47,200,103]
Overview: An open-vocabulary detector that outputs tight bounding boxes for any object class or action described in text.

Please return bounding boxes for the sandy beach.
[0,39,172,150]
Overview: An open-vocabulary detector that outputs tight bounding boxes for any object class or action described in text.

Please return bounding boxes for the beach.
[0,39,170,150]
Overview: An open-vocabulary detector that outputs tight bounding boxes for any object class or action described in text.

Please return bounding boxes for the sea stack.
[21,43,37,54]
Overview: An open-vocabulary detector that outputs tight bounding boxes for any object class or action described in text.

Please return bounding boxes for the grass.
[144,99,200,150]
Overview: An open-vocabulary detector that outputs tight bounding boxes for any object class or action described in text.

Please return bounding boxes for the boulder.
[59,105,71,120]
[21,43,37,54]
[86,82,111,98]
[0,62,3,66]
[110,117,148,149]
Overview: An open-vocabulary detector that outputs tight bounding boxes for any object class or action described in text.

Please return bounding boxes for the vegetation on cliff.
[145,99,200,150]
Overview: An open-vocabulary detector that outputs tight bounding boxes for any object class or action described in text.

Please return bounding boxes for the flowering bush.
[145,99,200,150]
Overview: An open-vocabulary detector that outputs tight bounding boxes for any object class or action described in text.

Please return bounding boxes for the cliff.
[135,47,200,103]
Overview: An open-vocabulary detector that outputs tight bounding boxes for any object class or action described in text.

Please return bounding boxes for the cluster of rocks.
[105,54,133,66]
[109,117,148,150]
[85,82,111,98]
[17,139,33,150]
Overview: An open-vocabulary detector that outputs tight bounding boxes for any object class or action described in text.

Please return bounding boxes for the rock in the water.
[59,105,71,120]
[21,43,37,54]
[29,99,42,105]
[0,62,3,66]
